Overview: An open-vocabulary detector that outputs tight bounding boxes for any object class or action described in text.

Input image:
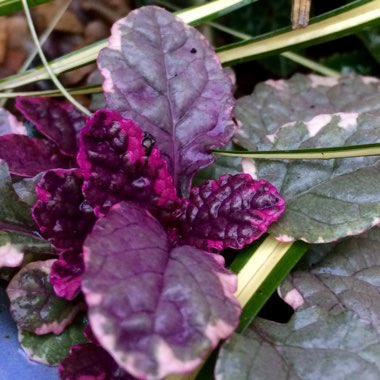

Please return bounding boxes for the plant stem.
[291,0,312,29]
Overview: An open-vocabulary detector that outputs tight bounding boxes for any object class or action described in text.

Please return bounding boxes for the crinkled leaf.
[82,201,240,379]
[216,227,380,379]
[16,97,86,157]
[0,230,52,269]
[50,250,84,301]
[6,260,82,334]
[59,343,134,380]
[78,110,182,222]
[242,112,380,243]
[18,315,87,366]
[179,174,285,251]
[235,74,380,149]
[33,169,96,252]
[0,135,71,177]
[0,108,26,136]
[98,6,235,196]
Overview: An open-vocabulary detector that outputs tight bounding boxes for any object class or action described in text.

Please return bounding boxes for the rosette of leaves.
[0,6,285,379]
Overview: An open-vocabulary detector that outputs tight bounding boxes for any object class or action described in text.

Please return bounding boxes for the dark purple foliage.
[77,110,182,222]
[98,6,236,196]
[0,135,71,176]
[32,169,96,251]
[179,174,285,251]
[82,201,240,379]
[16,97,86,157]
[59,343,134,380]
[50,250,85,300]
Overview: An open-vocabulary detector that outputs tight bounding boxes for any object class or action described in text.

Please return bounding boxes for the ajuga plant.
[0,6,285,380]
[2,1,380,379]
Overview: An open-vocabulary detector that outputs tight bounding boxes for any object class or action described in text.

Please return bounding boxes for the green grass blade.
[0,0,50,16]
[214,142,380,160]
[218,0,380,65]
[231,236,308,332]
[20,0,90,115]
[0,0,256,91]
[0,84,102,98]
[174,0,257,26]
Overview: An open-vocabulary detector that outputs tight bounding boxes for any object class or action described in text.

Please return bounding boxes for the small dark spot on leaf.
[190,48,197,54]
[310,104,315,109]
[142,132,155,155]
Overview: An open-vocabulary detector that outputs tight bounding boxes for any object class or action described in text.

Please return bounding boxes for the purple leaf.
[6,260,82,334]
[82,201,240,379]
[98,6,235,196]
[50,250,85,300]
[0,135,71,177]
[0,108,26,136]
[59,343,134,380]
[32,169,96,252]
[16,97,86,157]
[77,110,182,222]
[179,174,285,251]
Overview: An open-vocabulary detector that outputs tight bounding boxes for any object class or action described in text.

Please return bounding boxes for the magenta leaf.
[98,6,235,196]
[50,250,85,300]
[77,110,182,222]
[0,135,71,177]
[16,97,86,157]
[33,169,96,252]
[59,343,134,380]
[179,174,285,251]
[82,201,240,379]
[6,260,82,334]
